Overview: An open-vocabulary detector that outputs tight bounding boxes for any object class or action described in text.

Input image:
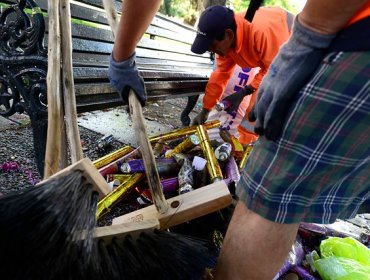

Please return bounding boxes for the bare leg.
[215,202,300,280]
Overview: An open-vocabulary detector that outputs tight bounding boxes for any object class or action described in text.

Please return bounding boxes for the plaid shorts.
[237,51,370,224]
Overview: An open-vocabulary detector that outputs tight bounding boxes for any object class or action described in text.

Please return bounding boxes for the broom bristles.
[0,170,217,280]
[0,170,98,279]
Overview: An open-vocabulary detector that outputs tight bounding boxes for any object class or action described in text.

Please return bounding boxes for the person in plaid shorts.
[214,0,370,279]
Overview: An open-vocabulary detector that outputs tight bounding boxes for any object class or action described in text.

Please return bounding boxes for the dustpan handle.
[128,91,168,214]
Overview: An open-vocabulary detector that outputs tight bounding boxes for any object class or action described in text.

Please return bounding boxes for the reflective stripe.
[286,11,294,33]
[240,118,255,132]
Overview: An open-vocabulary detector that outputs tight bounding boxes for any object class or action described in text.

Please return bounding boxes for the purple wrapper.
[0,162,20,171]
[291,266,318,280]
[224,157,240,186]
[273,237,304,280]
[121,157,179,174]
[99,148,140,177]
[161,177,179,193]
[215,99,232,111]
[299,222,327,235]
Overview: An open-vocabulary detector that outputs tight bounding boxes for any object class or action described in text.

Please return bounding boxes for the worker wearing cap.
[191,5,293,145]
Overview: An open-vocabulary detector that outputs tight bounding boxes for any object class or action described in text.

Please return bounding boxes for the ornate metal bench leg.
[0,0,48,176]
[180,95,199,127]
[29,112,47,177]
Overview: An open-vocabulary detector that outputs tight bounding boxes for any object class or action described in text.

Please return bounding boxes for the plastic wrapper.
[313,237,370,280]
[219,128,244,160]
[120,157,180,175]
[149,120,220,143]
[197,124,223,182]
[173,153,194,194]
[273,236,305,280]
[99,147,140,177]
[239,143,254,170]
[96,173,144,219]
[165,134,200,158]
[300,221,370,245]
[291,266,318,280]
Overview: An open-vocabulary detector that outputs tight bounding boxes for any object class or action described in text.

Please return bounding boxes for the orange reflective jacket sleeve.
[203,55,236,110]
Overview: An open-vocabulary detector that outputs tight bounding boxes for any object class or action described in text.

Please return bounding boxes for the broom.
[0,170,216,280]
[0,0,218,278]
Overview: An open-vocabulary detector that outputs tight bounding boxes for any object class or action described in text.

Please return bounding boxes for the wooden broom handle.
[128,91,168,214]
[102,0,168,214]
[44,0,63,178]
[60,0,83,163]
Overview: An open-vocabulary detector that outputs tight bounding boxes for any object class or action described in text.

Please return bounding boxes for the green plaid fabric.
[237,51,370,224]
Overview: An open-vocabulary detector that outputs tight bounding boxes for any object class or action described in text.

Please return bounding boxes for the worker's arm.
[192,55,236,125]
[113,0,162,61]
[202,55,236,110]
[299,0,369,34]
[108,0,162,106]
[250,0,369,141]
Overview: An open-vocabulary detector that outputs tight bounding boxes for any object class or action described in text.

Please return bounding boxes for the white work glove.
[249,16,336,140]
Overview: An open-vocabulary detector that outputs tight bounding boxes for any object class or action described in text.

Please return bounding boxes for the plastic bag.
[314,237,370,280]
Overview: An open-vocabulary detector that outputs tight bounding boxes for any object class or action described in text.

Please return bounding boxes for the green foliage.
[159,0,198,25]
[159,0,303,25]
[230,0,300,13]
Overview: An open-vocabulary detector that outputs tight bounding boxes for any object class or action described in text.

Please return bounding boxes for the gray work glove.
[222,85,255,112]
[192,108,210,125]
[249,16,336,141]
[108,52,147,106]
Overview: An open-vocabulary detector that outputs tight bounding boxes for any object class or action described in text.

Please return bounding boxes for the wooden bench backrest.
[0,0,213,112]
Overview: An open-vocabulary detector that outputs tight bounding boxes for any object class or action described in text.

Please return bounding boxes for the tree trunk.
[194,0,227,26]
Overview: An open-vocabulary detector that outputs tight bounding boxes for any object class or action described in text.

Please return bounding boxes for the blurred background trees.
[159,0,305,25]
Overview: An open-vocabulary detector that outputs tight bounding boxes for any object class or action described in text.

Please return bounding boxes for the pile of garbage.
[93,120,247,222]
[92,121,370,280]
[275,215,370,279]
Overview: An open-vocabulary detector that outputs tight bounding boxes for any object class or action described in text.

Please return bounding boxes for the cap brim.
[191,34,213,54]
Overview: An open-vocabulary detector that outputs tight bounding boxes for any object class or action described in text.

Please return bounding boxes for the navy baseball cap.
[191,5,235,54]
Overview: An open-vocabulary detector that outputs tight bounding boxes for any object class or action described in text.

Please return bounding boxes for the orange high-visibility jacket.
[347,1,370,25]
[202,7,292,110]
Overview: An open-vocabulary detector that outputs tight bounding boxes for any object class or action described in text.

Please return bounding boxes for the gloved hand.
[192,108,210,126]
[108,52,147,106]
[221,85,255,113]
[250,16,335,141]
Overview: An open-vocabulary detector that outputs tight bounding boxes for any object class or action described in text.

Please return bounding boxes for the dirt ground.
[0,96,233,237]
[0,97,202,195]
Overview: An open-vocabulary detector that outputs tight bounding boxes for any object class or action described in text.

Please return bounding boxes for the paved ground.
[78,106,174,147]
[0,97,203,144]
[77,98,202,145]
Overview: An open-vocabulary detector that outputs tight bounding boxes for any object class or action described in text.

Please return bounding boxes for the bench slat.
[73,67,210,81]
